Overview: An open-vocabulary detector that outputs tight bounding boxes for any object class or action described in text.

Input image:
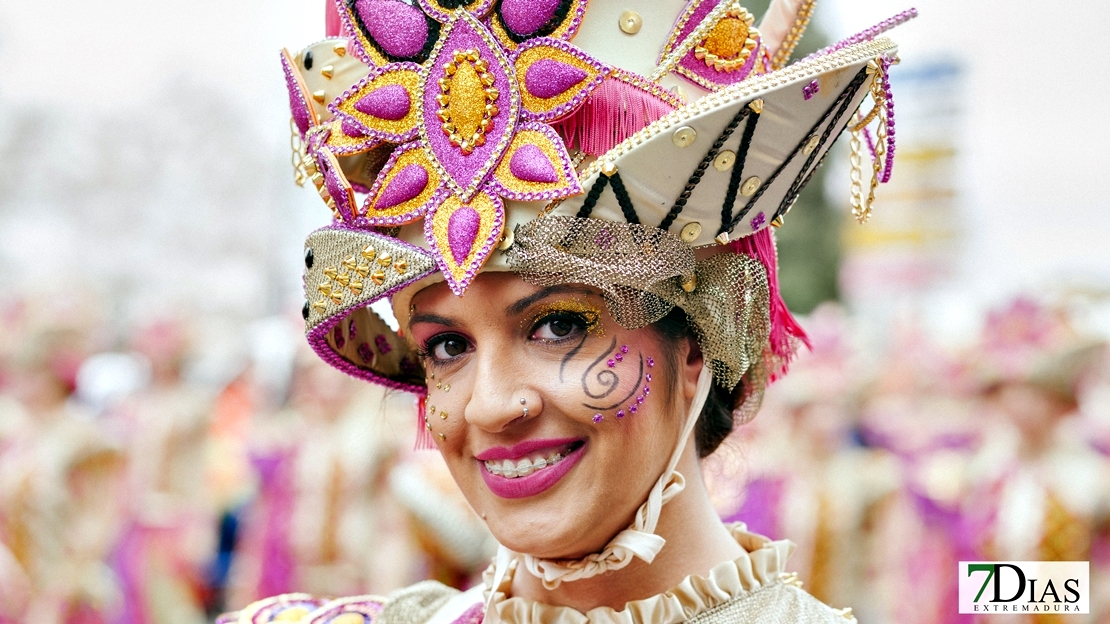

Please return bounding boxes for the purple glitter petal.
[614,353,623,362]
[593,413,603,423]
[500,0,559,37]
[447,206,481,264]
[525,59,588,99]
[355,84,411,120]
[341,118,370,138]
[629,405,637,414]
[374,164,430,210]
[617,410,625,419]
[646,357,654,367]
[606,359,615,368]
[645,373,652,382]
[353,0,430,59]
[620,345,629,354]
[508,144,559,183]
[636,395,644,404]
[282,52,313,135]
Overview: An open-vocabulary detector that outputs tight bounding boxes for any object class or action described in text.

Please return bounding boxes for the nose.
[463,347,542,433]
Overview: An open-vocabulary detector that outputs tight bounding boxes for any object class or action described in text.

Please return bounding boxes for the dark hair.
[651,307,739,458]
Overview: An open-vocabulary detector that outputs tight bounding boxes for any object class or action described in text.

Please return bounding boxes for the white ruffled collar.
[481,523,795,624]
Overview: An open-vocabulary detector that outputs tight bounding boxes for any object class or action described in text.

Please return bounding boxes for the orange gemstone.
[704,16,750,60]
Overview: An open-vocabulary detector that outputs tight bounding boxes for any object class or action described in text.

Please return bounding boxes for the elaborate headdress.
[283,0,911,592]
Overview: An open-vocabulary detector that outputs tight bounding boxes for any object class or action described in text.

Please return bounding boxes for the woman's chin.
[486,504,630,561]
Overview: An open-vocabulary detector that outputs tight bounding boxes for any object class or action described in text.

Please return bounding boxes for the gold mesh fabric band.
[505,217,770,399]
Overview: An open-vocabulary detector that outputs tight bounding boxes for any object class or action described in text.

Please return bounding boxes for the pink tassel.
[730,228,810,379]
[326,0,342,37]
[414,395,436,450]
[552,77,676,156]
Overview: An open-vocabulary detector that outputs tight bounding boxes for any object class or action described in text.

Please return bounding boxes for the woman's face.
[408,273,691,559]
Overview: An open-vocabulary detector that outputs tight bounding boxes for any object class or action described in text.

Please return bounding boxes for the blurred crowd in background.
[1,293,1109,624]
[3,0,1110,622]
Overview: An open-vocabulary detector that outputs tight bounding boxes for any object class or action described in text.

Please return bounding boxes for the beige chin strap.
[485,362,714,607]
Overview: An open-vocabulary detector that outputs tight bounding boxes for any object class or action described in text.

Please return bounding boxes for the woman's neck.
[507,443,745,612]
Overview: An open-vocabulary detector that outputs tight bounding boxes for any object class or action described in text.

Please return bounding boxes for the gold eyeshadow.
[523,299,606,337]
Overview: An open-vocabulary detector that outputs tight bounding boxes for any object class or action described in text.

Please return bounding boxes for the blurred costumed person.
[710,304,897,613]
[228,348,431,605]
[110,319,216,624]
[0,303,128,624]
[971,298,1109,623]
[1078,346,1110,623]
[224,0,912,622]
[855,322,983,624]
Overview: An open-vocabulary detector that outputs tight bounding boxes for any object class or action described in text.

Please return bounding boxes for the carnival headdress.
[283,0,912,591]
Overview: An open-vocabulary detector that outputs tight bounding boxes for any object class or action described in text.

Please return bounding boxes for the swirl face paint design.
[584,343,654,423]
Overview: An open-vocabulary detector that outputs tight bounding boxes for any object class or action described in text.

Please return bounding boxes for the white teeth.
[485,449,568,478]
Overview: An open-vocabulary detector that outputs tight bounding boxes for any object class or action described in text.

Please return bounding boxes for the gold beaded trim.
[437,49,501,155]
[575,37,897,184]
[770,0,817,70]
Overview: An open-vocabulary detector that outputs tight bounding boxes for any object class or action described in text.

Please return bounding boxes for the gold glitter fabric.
[378,581,459,624]
[684,584,856,624]
[303,227,435,389]
[505,216,770,407]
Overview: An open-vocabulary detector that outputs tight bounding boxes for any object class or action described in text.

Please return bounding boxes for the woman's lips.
[475,437,580,461]
[478,440,586,499]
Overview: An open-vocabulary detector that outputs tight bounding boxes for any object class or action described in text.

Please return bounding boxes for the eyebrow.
[408,313,457,328]
[506,285,598,317]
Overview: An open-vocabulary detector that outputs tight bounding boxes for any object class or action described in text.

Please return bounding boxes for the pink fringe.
[552,78,676,156]
[326,0,342,37]
[730,228,810,379]
[414,395,436,450]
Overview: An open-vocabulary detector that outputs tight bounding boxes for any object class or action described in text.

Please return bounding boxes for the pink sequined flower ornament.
[315,6,609,295]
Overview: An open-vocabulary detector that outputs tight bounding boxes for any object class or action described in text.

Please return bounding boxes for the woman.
[229,0,910,621]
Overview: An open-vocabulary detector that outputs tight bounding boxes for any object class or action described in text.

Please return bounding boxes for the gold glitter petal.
[515,45,601,117]
[364,147,442,222]
[429,192,504,290]
[334,68,422,139]
[493,128,576,197]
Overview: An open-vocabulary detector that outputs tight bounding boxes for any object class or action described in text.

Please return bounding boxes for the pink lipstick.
[478,439,586,499]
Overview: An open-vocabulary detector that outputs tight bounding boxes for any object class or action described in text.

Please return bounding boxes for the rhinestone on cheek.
[593,413,603,423]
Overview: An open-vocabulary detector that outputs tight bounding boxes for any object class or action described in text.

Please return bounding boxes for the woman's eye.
[531,314,585,342]
[430,336,469,360]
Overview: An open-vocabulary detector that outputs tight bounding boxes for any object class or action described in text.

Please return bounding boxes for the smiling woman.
[226,0,911,622]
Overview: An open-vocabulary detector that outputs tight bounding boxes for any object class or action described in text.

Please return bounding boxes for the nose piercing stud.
[520,398,526,405]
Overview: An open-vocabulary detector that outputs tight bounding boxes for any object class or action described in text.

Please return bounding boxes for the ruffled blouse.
[227,524,855,624]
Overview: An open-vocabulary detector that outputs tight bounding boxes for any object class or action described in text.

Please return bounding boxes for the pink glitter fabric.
[500,0,559,36]
[375,164,430,210]
[355,84,411,120]
[354,0,430,59]
[281,53,313,135]
[340,118,369,138]
[448,206,481,263]
[666,0,765,89]
[421,15,517,200]
[508,144,558,183]
[525,59,588,99]
[450,602,485,624]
